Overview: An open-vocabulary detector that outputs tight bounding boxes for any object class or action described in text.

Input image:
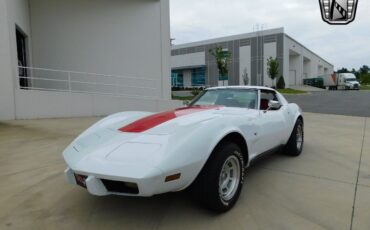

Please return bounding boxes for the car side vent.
[101,179,139,194]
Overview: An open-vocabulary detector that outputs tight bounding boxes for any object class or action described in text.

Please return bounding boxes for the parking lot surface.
[285,90,370,117]
[0,113,369,230]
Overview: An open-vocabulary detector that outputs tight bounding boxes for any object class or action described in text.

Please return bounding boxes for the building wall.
[171,52,205,69]
[284,35,333,86]
[0,0,32,120]
[0,0,14,120]
[6,0,32,72]
[29,0,170,99]
[239,45,251,85]
[14,89,181,120]
[303,58,312,79]
[171,28,333,88]
[0,0,177,120]
[171,28,286,88]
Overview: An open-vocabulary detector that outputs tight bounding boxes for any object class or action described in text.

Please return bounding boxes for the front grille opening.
[101,179,139,194]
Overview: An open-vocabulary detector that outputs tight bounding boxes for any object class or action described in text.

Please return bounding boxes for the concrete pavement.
[0,113,368,230]
[290,85,326,92]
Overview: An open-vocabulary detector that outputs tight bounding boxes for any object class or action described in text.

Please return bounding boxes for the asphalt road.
[0,113,369,229]
[285,90,370,117]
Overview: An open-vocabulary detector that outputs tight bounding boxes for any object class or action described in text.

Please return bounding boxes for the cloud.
[170,0,370,70]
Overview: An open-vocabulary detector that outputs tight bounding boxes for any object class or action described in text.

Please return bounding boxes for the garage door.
[289,70,296,86]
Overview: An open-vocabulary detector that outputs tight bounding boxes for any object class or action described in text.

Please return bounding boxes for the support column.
[0,0,16,120]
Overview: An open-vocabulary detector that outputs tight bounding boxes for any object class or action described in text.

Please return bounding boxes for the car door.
[254,90,287,154]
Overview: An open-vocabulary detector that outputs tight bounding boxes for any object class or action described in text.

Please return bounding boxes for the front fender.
[287,103,304,131]
[156,118,249,191]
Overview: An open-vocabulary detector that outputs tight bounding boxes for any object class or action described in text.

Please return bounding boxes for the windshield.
[190,89,258,109]
[345,78,357,82]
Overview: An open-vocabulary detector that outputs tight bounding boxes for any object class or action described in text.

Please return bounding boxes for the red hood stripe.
[119,106,221,133]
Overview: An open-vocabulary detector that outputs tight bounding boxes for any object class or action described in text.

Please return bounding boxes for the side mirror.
[267,100,281,111]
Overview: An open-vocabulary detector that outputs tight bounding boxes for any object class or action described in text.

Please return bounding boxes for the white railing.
[17,66,161,99]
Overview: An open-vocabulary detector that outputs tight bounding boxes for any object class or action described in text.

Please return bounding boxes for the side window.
[260,90,279,110]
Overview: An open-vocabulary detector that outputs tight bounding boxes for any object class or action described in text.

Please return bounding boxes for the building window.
[191,67,206,87]
[171,71,184,87]
[16,26,29,88]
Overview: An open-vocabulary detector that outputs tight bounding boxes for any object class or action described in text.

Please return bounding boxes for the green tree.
[267,57,279,87]
[351,68,360,79]
[360,73,370,84]
[337,67,349,73]
[209,47,231,86]
[359,65,370,75]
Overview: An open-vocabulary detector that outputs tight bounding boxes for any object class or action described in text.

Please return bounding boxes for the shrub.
[360,73,370,84]
[277,76,286,89]
[191,88,202,97]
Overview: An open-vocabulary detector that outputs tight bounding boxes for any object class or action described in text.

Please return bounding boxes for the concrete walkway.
[0,113,369,230]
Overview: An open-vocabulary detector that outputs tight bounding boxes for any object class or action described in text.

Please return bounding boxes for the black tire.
[192,142,245,213]
[284,119,304,156]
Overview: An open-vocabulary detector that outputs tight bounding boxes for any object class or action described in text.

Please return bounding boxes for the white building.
[0,0,180,120]
[171,28,334,88]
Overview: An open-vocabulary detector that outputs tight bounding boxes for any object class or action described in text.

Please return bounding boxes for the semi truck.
[303,73,361,90]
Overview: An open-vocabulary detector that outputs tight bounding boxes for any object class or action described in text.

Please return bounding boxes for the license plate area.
[74,174,87,188]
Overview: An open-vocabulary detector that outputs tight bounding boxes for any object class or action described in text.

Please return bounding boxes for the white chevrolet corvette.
[63,86,304,212]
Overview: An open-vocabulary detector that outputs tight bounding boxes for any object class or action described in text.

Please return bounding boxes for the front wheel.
[284,119,304,156]
[192,142,245,213]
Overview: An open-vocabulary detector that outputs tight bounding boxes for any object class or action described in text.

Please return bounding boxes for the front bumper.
[347,84,360,89]
[64,167,163,196]
[64,166,186,197]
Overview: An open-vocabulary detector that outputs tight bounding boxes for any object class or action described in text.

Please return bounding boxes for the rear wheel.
[192,142,245,213]
[284,119,304,156]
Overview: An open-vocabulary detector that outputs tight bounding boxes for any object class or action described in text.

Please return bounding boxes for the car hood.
[63,106,257,172]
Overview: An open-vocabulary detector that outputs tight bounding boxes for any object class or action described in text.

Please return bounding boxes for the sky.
[170,0,370,70]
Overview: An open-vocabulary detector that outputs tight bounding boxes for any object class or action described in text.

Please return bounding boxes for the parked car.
[63,86,304,212]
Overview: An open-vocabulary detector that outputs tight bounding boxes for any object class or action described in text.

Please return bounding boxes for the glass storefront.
[171,71,184,87]
[191,67,206,87]
[171,67,206,87]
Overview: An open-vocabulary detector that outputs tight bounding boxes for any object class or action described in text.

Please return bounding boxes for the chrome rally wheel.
[192,142,245,213]
[296,123,303,151]
[219,155,241,203]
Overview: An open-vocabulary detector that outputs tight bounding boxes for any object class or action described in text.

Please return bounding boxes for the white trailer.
[320,73,360,90]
